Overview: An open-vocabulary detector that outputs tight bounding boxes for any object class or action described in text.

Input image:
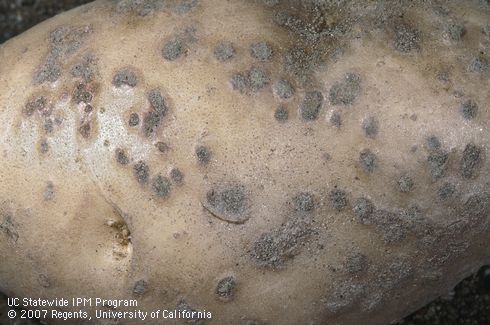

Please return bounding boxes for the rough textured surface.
[0,1,489,325]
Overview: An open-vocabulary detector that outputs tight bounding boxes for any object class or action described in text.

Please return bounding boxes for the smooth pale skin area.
[0,0,488,324]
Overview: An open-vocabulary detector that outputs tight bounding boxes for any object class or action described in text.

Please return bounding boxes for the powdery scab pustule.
[273,79,294,99]
[345,253,369,274]
[174,0,199,15]
[156,142,170,153]
[446,24,466,41]
[204,185,248,223]
[330,189,348,211]
[460,100,478,120]
[43,181,55,201]
[352,197,375,224]
[250,41,273,61]
[214,43,235,62]
[170,168,184,184]
[132,280,148,296]
[427,150,449,180]
[24,96,47,117]
[328,73,361,106]
[274,106,288,122]
[134,161,150,185]
[325,281,365,312]
[371,210,406,243]
[362,117,379,139]
[300,91,323,121]
[151,175,172,198]
[195,146,211,165]
[162,39,184,61]
[427,136,442,151]
[148,89,169,117]
[142,111,161,137]
[330,112,342,128]
[71,53,97,82]
[394,23,420,53]
[460,143,482,179]
[112,69,138,88]
[230,73,249,93]
[468,56,488,73]
[359,149,377,174]
[40,139,49,154]
[79,121,91,139]
[292,192,315,212]
[128,113,140,127]
[115,0,163,16]
[438,182,456,200]
[397,175,414,193]
[73,83,94,104]
[115,148,129,165]
[215,276,236,302]
[248,67,270,92]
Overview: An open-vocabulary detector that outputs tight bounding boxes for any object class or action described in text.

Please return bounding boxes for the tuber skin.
[0,0,488,324]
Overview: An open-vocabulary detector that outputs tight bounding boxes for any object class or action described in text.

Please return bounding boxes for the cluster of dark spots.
[330,111,342,128]
[34,25,91,84]
[352,197,375,224]
[204,185,248,223]
[72,82,95,104]
[397,174,414,193]
[148,89,169,116]
[362,116,379,139]
[300,91,323,121]
[274,106,289,122]
[195,146,211,165]
[133,161,149,185]
[71,53,97,82]
[427,150,449,179]
[325,281,365,312]
[468,56,488,73]
[43,181,55,201]
[460,100,478,120]
[132,280,148,296]
[438,182,456,200]
[446,24,466,41]
[214,42,235,62]
[170,168,184,184]
[174,0,198,15]
[399,205,429,236]
[113,69,138,88]
[156,141,170,153]
[24,96,47,117]
[282,46,322,83]
[230,73,249,93]
[359,149,377,173]
[115,148,130,165]
[0,213,18,243]
[273,79,294,99]
[128,112,140,127]
[151,175,172,198]
[215,276,236,302]
[394,23,420,53]
[40,139,49,154]
[79,121,91,138]
[248,67,270,92]
[162,39,183,61]
[84,105,93,113]
[329,189,348,211]
[427,136,441,150]
[329,73,361,106]
[460,143,482,179]
[115,0,163,16]
[43,119,54,133]
[376,258,413,290]
[251,218,312,268]
[463,193,489,222]
[292,192,315,212]
[250,41,273,61]
[142,111,162,137]
[371,209,406,243]
[345,253,369,274]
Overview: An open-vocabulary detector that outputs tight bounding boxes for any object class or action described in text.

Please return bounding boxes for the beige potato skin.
[0,0,489,324]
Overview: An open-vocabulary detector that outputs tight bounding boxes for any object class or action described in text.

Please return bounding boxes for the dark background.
[0,1,489,324]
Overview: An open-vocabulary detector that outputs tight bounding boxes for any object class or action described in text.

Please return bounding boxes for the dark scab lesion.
[427,150,449,180]
[79,121,91,139]
[73,82,94,104]
[352,197,375,224]
[250,41,273,62]
[203,184,249,223]
[112,69,138,88]
[133,161,150,185]
[344,253,369,274]
[248,67,270,92]
[128,113,140,127]
[215,276,236,302]
[328,73,361,106]
[446,24,466,41]
[195,146,211,165]
[162,39,184,61]
[274,106,289,122]
[359,149,377,174]
[71,53,97,82]
[115,148,130,165]
[468,56,488,73]
[142,111,162,137]
[300,91,323,121]
[394,23,420,53]
[148,89,169,117]
[397,175,414,193]
[274,79,295,100]
[427,136,441,151]
[329,189,348,211]
[156,141,170,153]
[44,181,55,201]
[362,116,379,139]
[132,280,148,296]
[460,100,478,120]
[151,175,172,198]
[24,96,47,117]
[214,42,235,62]
[170,168,184,184]
[330,111,342,128]
[0,213,19,244]
[40,139,49,154]
[460,143,483,179]
[292,192,315,212]
[438,182,456,201]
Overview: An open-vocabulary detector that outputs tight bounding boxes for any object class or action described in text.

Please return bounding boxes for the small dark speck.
[460,100,478,120]
[330,112,342,127]
[152,175,172,198]
[129,113,140,127]
[162,39,183,61]
[274,106,288,122]
[170,168,184,184]
[362,116,379,139]
[196,146,211,165]
[115,148,129,165]
[113,69,138,88]
[156,142,170,153]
